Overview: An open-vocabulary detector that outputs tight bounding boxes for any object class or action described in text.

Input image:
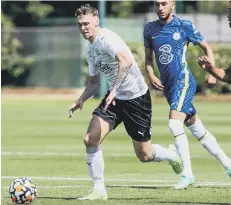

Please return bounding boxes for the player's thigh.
[168,83,196,121]
[84,91,123,146]
[84,114,113,146]
[132,139,153,161]
[169,110,187,121]
[123,90,152,142]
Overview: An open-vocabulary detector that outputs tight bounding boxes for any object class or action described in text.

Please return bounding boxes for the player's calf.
[187,119,231,170]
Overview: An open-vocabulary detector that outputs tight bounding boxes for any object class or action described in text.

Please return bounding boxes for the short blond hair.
[75,4,98,17]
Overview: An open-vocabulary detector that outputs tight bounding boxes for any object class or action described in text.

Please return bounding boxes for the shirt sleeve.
[101,33,125,59]
[185,21,204,46]
[143,23,152,48]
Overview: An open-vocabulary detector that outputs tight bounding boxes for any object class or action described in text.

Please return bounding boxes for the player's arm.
[185,21,216,87]
[198,40,217,87]
[198,41,215,65]
[77,73,101,103]
[143,23,164,91]
[69,73,101,118]
[145,47,164,91]
[145,47,155,77]
[103,50,132,110]
[198,56,231,84]
[102,32,134,109]
[111,51,133,92]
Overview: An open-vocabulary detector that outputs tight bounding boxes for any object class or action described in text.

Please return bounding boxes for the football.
[9,177,37,204]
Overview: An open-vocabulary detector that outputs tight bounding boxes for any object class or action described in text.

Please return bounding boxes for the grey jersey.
[86,28,148,100]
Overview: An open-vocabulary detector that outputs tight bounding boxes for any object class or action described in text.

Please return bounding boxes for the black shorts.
[93,90,152,142]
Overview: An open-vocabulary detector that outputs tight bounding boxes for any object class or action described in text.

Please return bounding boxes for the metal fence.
[8,26,83,88]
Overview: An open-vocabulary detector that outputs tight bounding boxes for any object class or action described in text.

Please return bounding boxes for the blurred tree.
[1,12,34,79]
[198,1,228,15]
[1,2,54,85]
[1,1,54,26]
[109,1,133,17]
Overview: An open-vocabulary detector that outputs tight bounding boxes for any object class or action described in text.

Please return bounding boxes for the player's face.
[154,0,174,20]
[77,14,99,41]
[228,1,231,28]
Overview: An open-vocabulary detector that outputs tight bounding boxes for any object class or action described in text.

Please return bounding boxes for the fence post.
[95,0,108,98]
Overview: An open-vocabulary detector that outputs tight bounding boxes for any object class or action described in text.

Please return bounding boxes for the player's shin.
[188,120,231,169]
[86,145,106,193]
[169,119,193,177]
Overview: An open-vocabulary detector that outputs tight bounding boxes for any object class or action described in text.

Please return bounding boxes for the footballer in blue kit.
[144,0,231,189]
[144,15,204,120]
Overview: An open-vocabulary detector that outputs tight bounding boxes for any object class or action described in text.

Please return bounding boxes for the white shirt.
[86,28,148,100]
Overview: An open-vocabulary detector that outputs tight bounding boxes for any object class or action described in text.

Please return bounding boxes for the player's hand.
[205,74,217,88]
[148,74,164,91]
[69,100,83,118]
[198,56,213,71]
[104,90,116,111]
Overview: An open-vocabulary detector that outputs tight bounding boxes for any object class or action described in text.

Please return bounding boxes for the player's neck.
[89,27,100,44]
[159,14,174,25]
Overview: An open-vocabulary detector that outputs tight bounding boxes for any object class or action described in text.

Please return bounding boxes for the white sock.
[152,144,176,162]
[86,145,106,193]
[169,119,193,177]
[200,132,231,169]
[175,134,193,177]
[188,120,231,169]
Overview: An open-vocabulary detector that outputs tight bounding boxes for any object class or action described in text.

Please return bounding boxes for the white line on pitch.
[1,151,207,158]
[2,176,231,186]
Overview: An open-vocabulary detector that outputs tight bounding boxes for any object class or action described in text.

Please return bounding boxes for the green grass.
[2,98,231,205]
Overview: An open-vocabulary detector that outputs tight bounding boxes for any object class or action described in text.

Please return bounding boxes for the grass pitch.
[1,96,231,205]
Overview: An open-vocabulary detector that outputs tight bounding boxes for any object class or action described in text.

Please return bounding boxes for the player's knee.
[187,120,206,140]
[83,133,99,147]
[168,119,184,137]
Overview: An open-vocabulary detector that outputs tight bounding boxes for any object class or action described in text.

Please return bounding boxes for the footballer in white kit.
[87,27,151,137]
[69,4,183,201]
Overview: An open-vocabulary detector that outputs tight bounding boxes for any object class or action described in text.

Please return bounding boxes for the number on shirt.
[159,44,173,65]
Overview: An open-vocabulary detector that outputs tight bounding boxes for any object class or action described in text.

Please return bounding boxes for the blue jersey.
[144,15,204,119]
[144,15,204,88]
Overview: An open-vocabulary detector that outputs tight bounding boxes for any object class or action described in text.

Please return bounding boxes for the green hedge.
[128,43,231,93]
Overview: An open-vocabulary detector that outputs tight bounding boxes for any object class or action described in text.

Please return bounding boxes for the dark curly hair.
[75,4,98,17]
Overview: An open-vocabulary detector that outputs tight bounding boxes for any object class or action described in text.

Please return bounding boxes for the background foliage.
[1,2,54,82]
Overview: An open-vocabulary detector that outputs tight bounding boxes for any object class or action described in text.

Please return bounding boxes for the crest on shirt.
[173,32,181,40]
[95,48,100,56]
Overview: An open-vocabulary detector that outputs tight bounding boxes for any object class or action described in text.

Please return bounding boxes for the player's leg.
[78,115,112,200]
[132,140,183,174]
[166,81,196,189]
[168,110,195,189]
[185,114,231,177]
[78,92,122,200]
[122,90,183,174]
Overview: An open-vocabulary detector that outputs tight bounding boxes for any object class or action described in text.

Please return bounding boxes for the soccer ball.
[9,177,37,204]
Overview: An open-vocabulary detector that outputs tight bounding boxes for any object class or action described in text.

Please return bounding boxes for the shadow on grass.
[4,196,230,205]
[108,185,228,190]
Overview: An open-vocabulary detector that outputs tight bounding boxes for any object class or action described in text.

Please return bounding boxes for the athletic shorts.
[164,79,197,121]
[93,89,152,142]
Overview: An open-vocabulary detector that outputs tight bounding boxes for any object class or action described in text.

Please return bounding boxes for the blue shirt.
[144,15,204,87]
